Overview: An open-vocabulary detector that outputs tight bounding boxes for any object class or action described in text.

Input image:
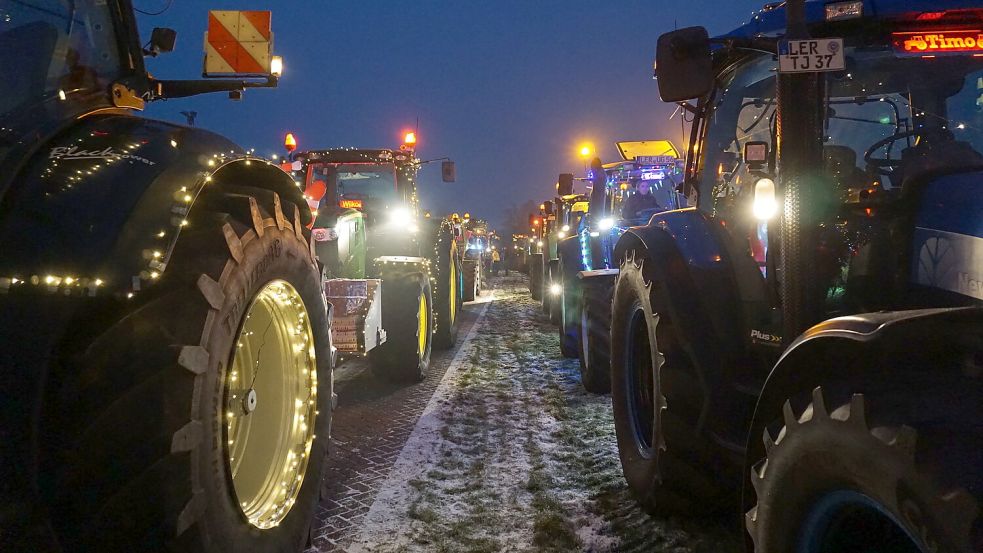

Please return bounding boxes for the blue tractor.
[587,2,983,551]
[555,143,684,392]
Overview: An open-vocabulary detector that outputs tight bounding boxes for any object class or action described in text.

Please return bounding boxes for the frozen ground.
[332,275,742,553]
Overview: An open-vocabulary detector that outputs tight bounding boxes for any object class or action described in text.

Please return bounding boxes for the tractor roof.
[293,148,416,166]
[722,0,983,39]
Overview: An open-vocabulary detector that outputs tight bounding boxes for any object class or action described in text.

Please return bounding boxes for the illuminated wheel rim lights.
[417,291,428,359]
[225,280,318,529]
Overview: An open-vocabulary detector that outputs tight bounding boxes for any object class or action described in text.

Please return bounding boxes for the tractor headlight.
[557,231,567,238]
[549,283,562,296]
[752,178,778,220]
[537,240,543,247]
[389,207,413,227]
[561,225,570,232]
[598,217,615,231]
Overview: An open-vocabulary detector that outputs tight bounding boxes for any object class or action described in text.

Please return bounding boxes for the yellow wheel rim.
[449,246,457,323]
[224,280,318,529]
[417,291,428,359]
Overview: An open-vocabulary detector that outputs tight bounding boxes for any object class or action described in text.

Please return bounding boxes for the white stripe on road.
[345,292,495,552]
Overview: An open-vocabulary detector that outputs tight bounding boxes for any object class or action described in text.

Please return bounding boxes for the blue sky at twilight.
[137,0,761,228]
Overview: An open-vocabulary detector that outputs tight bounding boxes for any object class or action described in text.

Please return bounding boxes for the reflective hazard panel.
[778,38,845,73]
[204,10,273,75]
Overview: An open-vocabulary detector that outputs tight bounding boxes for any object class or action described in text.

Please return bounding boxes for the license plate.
[778,38,845,73]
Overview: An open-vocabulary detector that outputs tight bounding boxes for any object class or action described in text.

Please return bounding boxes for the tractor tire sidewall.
[577,291,611,394]
[529,255,543,301]
[548,262,561,325]
[541,262,553,315]
[610,258,663,511]
[193,224,331,553]
[371,274,432,382]
[557,255,579,358]
[462,260,477,302]
[432,230,461,350]
[56,199,331,553]
[749,390,982,553]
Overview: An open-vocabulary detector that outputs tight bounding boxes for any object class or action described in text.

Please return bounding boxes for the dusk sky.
[137,1,761,229]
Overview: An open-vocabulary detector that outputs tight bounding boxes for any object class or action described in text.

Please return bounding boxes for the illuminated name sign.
[893,30,983,55]
[339,199,363,209]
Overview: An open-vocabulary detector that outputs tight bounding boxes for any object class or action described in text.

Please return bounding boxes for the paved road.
[310,275,741,552]
[309,289,490,551]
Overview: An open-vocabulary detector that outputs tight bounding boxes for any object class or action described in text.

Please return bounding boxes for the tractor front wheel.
[370,274,433,382]
[747,387,982,553]
[44,192,332,552]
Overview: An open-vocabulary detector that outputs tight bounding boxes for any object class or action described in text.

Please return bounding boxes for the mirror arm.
[150,75,279,100]
[412,156,451,165]
[678,101,699,114]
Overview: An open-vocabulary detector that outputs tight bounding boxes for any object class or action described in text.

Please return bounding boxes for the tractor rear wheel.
[610,253,724,516]
[747,387,982,553]
[42,192,332,552]
[577,288,611,393]
[529,254,544,301]
[370,274,433,382]
[433,230,462,350]
[462,259,478,302]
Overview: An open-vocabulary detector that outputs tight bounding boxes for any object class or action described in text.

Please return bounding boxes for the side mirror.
[557,173,574,196]
[441,160,456,183]
[655,26,713,102]
[147,28,177,56]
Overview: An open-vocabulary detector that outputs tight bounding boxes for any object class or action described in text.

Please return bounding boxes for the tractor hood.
[0,113,241,297]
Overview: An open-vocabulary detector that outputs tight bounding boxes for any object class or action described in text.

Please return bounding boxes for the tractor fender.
[612,208,746,362]
[557,234,584,277]
[742,306,983,514]
[0,113,308,299]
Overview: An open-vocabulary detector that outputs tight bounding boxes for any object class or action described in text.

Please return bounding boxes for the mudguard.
[612,208,747,361]
[0,113,308,299]
[742,306,983,513]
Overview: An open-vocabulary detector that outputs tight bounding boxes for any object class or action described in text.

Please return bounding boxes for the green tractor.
[0,4,332,552]
[284,133,463,382]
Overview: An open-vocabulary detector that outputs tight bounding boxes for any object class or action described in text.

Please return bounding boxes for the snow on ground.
[346,276,742,553]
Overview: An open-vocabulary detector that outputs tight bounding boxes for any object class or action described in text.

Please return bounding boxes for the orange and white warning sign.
[204,10,273,75]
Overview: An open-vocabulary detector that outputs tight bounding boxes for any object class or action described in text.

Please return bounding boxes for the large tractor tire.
[747,386,982,553]
[541,261,554,316]
[433,230,463,350]
[547,260,561,325]
[609,253,725,516]
[529,253,544,301]
[462,259,479,302]
[557,254,578,359]
[577,285,612,393]
[370,273,433,382]
[39,191,332,552]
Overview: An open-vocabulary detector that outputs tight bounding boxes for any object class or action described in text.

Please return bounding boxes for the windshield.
[309,162,399,210]
[0,1,121,118]
[699,48,983,211]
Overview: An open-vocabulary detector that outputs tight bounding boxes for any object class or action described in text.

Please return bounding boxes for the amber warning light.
[284,132,297,153]
[893,30,983,55]
[339,199,363,209]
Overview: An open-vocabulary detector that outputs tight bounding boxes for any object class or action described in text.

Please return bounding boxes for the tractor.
[0,3,332,552]
[541,176,589,327]
[588,1,983,551]
[283,133,462,382]
[453,212,489,301]
[556,143,684,391]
